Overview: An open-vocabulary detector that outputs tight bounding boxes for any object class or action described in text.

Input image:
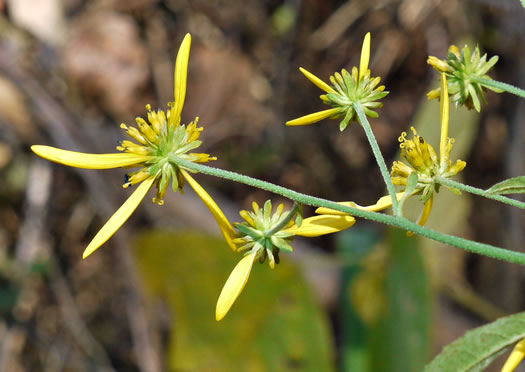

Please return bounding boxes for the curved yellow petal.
[285,215,355,237]
[502,339,525,372]
[299,67,336,94]
[407,194,434,237]
[216,253,256,321]
[359,32,371,80]
[83,176,155,259]
[439,73,450,164]
[315,192,406,215]
[31,145,151,169]
[286,108,341,126]
[172,33,192,125]
[181,169,237,251]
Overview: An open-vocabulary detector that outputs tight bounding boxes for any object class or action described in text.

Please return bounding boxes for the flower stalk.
[354,102,400,215]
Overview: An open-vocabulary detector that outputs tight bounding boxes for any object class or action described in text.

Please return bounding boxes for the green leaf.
[424,312,525,371]
[369,228,431,372]
[337,227,431,372]
[134,230,335,371]
[486,176,525,195]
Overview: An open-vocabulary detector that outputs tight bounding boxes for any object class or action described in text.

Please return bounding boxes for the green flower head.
[427,45,502,112]
[287,33,389,131]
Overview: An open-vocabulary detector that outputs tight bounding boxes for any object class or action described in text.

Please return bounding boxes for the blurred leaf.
[424,312,525,371]
[337,227,381,372]
[134,230,335,371]
[271,4,297,35]
[369,228,432,372]
[338,227,431,372]
[486,176,525,195]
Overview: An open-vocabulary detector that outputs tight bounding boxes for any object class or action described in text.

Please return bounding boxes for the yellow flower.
[286,33,388,131]
[215,200,355,321]
[32,34,235,258]
[502,339,525,372]
[390,73,466,227]
[427,45,502,112]
[316,74,466,230]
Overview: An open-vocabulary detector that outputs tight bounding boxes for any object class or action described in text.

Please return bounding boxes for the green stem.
[353,102,400,215]
[472,76,525,99]
[437,177,525,210]
[171,156,525,265]
[266,201,300,236]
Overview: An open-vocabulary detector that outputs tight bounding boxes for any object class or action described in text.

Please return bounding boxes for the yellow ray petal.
[407,194,434,237]
[299,67,336,93]
[359,32,371,80]
[83,176,155,259]
[285,215,355,237]
[216,253,256,321]
[502,339,525,372]
[31,145,151,169]
[181,169,237,251]
[315,192,406,215]
[286,108,341,126]
[172,33,192,124]
[439,73,450,164]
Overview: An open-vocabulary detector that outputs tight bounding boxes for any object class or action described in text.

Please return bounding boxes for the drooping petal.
[181,169,237,251]
[285,215,355,237]
[439,73,450,165]
[83,176,156,259]
[359,32,371,80]
[216,253,256,321]
[407,194,434,237]
[286,108,341,126]
[31,145,152,169]
[299,67,336,94]
[502,339,525,372]
[315,192,406,215]
[172,33,192,125]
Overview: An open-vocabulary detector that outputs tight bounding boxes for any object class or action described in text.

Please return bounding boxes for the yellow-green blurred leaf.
[134,230,335,371]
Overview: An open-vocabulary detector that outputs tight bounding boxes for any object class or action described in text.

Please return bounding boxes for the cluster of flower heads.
[32,31,503,320]
[31,33,354,321]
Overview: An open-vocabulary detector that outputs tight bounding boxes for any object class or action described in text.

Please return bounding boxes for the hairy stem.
[353,102,400,215]
[170,156,525,265]
[437,177,525,210]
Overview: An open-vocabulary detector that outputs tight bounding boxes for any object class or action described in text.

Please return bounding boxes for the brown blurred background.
[0,0,524,371]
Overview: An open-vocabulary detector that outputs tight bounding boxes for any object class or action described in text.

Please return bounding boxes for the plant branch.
[170,156,525,265]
